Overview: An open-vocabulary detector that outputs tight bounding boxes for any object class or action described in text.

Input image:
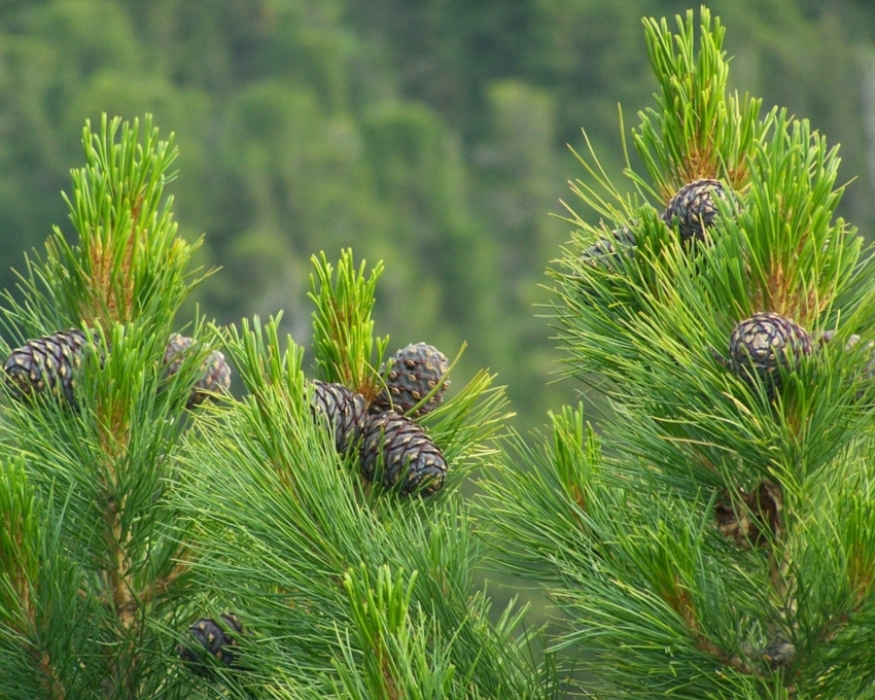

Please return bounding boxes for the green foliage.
[308,250,389,400]
[633,7,768,199]
[0,115,224,700]
[173,308,546,698]
[485,6,875,697]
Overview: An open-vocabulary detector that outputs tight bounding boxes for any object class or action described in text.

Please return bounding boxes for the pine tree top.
[485,5,875,698]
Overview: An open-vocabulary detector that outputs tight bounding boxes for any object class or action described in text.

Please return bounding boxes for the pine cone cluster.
[3,329,232,410]
[362,342,449,496]
[178,613,242,677]
[574,179,734,285]
[309,342,450,497]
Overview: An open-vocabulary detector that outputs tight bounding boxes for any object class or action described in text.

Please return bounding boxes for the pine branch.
[633,6,770,200]
[0,460,105,700]
[175,311,553,698]
[308,250,389,403]
[0,114,210,345]
[335,565,456,699]
[525,7,875,696]
[0,114,226,699]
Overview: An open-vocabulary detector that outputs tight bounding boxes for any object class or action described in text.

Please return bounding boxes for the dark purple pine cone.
[178,613,242,677]
[163,334,232,409]
[360,411,447,496]
[722,312,812,391]
[3,329,94,407]
[311,380,367,454]
[580,225,636,269]
[662,178,731,244]
[763,640,796,671]
[371,343,449,417]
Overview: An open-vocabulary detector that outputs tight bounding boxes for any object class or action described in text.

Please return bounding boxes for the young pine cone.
[714,312,812,393]
[178,613,243,677]
[371,343,450,418]
[310,380,367,455]
[3,329,96,408]
[662,178,733,244]
[162,334,232,408]
[360,411,447,496]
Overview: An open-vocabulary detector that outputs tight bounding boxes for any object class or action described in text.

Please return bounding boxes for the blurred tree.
[474,80,567,421]
[1,0,875,427]
[360,102,498,365]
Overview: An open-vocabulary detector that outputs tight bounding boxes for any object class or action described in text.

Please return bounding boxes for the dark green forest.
[2,0,875,427]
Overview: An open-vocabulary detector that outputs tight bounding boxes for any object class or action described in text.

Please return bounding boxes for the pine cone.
[360,411,447,496]
[662,179,731,244]
[715,480,783,549]
[723,312,812,391]
[580,225,636,269]
[763,640,796,671]
[178,613,242,677]
[371,343,449,417]
[163,334,232,409]
[3,329,94,407]
[311,380,367,454]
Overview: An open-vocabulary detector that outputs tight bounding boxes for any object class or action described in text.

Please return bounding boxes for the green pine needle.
[308,249,390,402]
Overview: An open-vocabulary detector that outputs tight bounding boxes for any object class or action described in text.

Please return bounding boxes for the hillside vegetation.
[1,0,874,425]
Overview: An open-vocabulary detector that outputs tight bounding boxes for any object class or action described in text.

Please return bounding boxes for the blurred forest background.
[2,0,875,430]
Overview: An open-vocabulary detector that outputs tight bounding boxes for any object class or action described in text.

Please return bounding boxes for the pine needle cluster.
[482,6,875,698]
[0,115,558,698]
[0,115,218,699]
[172,266,562,697]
